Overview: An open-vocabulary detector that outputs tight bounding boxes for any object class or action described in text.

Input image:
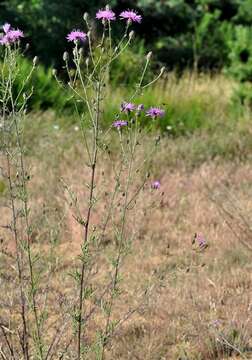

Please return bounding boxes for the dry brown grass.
[1,128,252,359]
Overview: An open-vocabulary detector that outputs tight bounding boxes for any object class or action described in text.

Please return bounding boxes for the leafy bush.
[110,40,153,86]
[226,25,252,106]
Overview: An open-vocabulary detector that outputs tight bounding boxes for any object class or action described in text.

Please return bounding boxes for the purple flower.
[0,23,24,45]
[120,10,142,23]
[66,30,87,42]
[96,9,116,21]
[146,107,165,119]
[113,120,128,129]
[211,319,221,328]
[194,233,208,250]
[121,102,135,113]
[8,29,24,41]
[151,181,160,190]
[3,23,11,33]
[0,36,9,45]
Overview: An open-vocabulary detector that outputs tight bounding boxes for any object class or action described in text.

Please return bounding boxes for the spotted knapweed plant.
[0,23,44,359]
[0,6,165,359]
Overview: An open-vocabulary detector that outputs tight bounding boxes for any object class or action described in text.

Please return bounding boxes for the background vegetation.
[1,0,252,118]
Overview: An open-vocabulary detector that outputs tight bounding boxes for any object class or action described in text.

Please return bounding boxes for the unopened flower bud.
[160,66,165,75]
[83,12,89,22]
[63,51,69,62]
[129,30,134,40]
[146,51,152,61]
[106,4,110,10]
[25,43,30,51]
[33,56,39,66]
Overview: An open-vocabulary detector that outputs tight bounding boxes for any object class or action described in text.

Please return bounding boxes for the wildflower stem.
[1,49,30,359]
[5,152,29,360]
[13,115,44,359]
[77,80,101,360]
[101,118,137,359]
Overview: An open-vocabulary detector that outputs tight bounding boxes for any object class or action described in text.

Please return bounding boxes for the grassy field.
[1,72,252,359]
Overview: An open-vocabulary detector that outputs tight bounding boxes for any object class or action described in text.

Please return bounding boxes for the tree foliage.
[0,0,252,72]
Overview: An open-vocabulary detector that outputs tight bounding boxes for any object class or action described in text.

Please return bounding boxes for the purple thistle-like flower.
[211,319,221,328]
[146,107,165,119]
[66,30,87,42]
[0,23,24,45]
[151,180,161,190]
[3,23,11,34]
[96,9,116,21]
[0,36,9,45]
[8,29,24,41]
[194,233,208,249]
[113,120,128,129]
[120,10,142,23]
[121,102,135,112]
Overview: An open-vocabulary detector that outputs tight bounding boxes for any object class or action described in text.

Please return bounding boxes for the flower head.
[121,102,135,113]
[151,181,161,190]
[3,23,11,34]
[66,30,87,43]
[113,120,128,129]
[211,319,221,328]
[120,10,142,23]
[194,233,208,250]
[96,9,116,21]
[0,23,24,45]
[146,107,165,119]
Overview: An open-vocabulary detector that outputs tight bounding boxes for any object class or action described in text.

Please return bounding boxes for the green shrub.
[226,25,252,106]
[110,40,153,87]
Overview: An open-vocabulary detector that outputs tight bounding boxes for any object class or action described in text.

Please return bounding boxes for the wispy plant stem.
[77,81,101,359]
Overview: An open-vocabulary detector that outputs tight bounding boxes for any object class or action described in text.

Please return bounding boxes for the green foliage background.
[2,0,252,114]
[1,0,251,69]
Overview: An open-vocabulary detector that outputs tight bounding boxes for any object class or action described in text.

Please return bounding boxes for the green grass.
[22,71,252,169]
[7,55,249,138]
